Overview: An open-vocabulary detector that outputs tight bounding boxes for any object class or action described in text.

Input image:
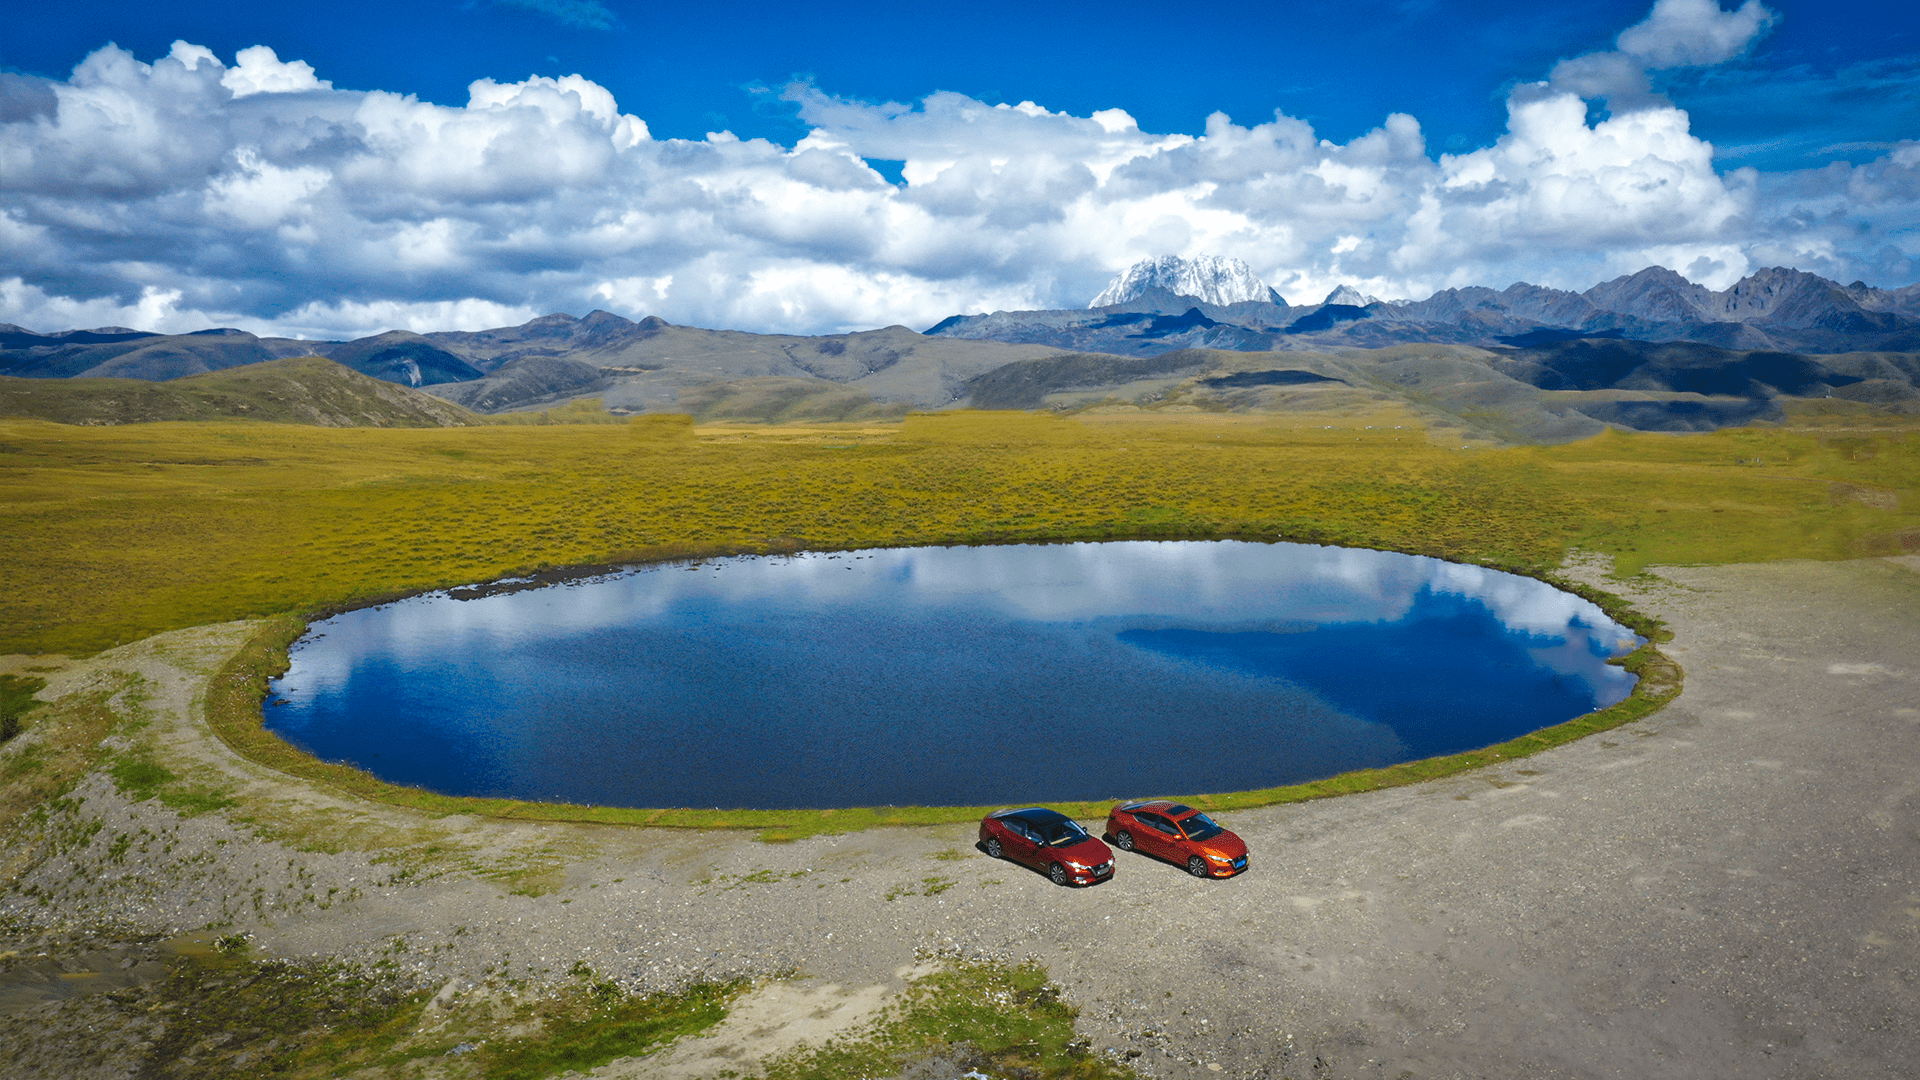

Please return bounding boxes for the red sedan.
[979,807,1115,886]
[1106,800,1249,878]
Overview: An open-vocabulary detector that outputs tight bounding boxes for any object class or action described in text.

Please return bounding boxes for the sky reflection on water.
[265,541,1641,809]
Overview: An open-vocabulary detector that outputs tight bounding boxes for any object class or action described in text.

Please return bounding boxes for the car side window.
[1144,814,1177,836]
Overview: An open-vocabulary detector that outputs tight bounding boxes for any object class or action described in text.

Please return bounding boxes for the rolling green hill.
[0,356,480,427]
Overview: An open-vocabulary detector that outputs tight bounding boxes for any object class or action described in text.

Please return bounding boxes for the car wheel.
[1115,830,1135,851]
[986,837,1003,859]
[1187,855,1209,878]
[1049,862,1069,886]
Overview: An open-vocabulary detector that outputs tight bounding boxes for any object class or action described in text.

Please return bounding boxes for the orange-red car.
[979,807,1115,886]
[1105,800,1248,878]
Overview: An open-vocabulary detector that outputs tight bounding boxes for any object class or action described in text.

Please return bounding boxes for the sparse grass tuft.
[135,951,428,1079]
[104,745,238,817]
[481,978,745,1080]
[765,957,1134,1080]
[0,683,122,834]
[107,945,744,1080]
[107,752,176,801]
[0,674,44,744]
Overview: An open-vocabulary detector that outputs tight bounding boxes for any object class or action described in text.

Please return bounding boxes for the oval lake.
[263,541,1642,810]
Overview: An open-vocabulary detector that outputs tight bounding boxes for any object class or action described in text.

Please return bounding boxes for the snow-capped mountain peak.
[1323,284,1379,307]
[1090,255,1275,308]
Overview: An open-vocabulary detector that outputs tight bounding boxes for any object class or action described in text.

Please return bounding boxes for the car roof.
[991,807,1071,826]
[1116,800,1196,817]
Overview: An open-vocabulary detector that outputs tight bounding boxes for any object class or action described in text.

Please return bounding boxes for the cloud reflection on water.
[268,541,1641,808]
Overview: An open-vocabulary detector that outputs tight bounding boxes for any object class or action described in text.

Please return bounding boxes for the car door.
[1139,812,1181,859]
[1124,812,1158,856]
[1006,819,1044,870]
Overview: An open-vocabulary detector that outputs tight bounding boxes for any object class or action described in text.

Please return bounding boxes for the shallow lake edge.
[208,543,1684,842]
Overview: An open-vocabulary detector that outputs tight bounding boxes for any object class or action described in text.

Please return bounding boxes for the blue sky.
[12,0,1914,166]
[3,1,1918,337]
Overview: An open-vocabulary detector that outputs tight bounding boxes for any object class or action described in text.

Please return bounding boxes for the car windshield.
[1041,820,1091,847]
[1179,813,1223,841]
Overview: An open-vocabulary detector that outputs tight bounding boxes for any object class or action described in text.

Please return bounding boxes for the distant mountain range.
[3,258,1917,440]
[928,260,1920,356]
[0,312,1065,419]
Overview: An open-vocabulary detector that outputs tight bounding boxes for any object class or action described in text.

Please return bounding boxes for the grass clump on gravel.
[0,681,122,835]
[114,945,746,1080]
[766,956,1135,1080]
[481,970,745,1080]
[135,948,430,1080]
[105,746,237,818]
[0,674,44,744]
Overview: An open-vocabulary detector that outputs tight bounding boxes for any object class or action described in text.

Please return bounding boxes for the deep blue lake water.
[263,541,1641,810]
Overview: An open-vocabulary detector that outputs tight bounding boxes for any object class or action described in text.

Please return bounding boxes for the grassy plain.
[1,402,1915,828]
[4,405,1914,659]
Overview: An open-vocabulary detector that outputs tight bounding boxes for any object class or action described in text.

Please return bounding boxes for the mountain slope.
[964,351,1220,409]
[319,331,486,386]
[0,356,480,426]
[424,356,609,413]
[0,314,1076,414]
[0,327,295,380]
[1486,339,1867,397]
[447,317,1074,414]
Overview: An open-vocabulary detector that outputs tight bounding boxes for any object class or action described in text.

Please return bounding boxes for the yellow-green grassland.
[7,403,1915,659]
[3,393,1918,1080]
[2,398,1915,832]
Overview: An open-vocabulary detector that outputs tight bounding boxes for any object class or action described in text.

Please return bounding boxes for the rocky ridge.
[927,264,1920,356]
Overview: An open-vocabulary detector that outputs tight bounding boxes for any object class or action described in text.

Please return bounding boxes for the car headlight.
[1208,854,1231,863]
[1066,861,1089,870]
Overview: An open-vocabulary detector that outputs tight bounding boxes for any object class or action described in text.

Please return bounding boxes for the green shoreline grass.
[202,552,1683,841]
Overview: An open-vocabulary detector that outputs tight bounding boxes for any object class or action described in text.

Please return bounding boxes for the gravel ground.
[1,555,1916,1079]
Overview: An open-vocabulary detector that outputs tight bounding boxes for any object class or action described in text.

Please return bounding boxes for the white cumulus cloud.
[1617,0,1778,70]
[0,6,1914,342]
[221,45,333,98]
[1552,0,1778,106]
